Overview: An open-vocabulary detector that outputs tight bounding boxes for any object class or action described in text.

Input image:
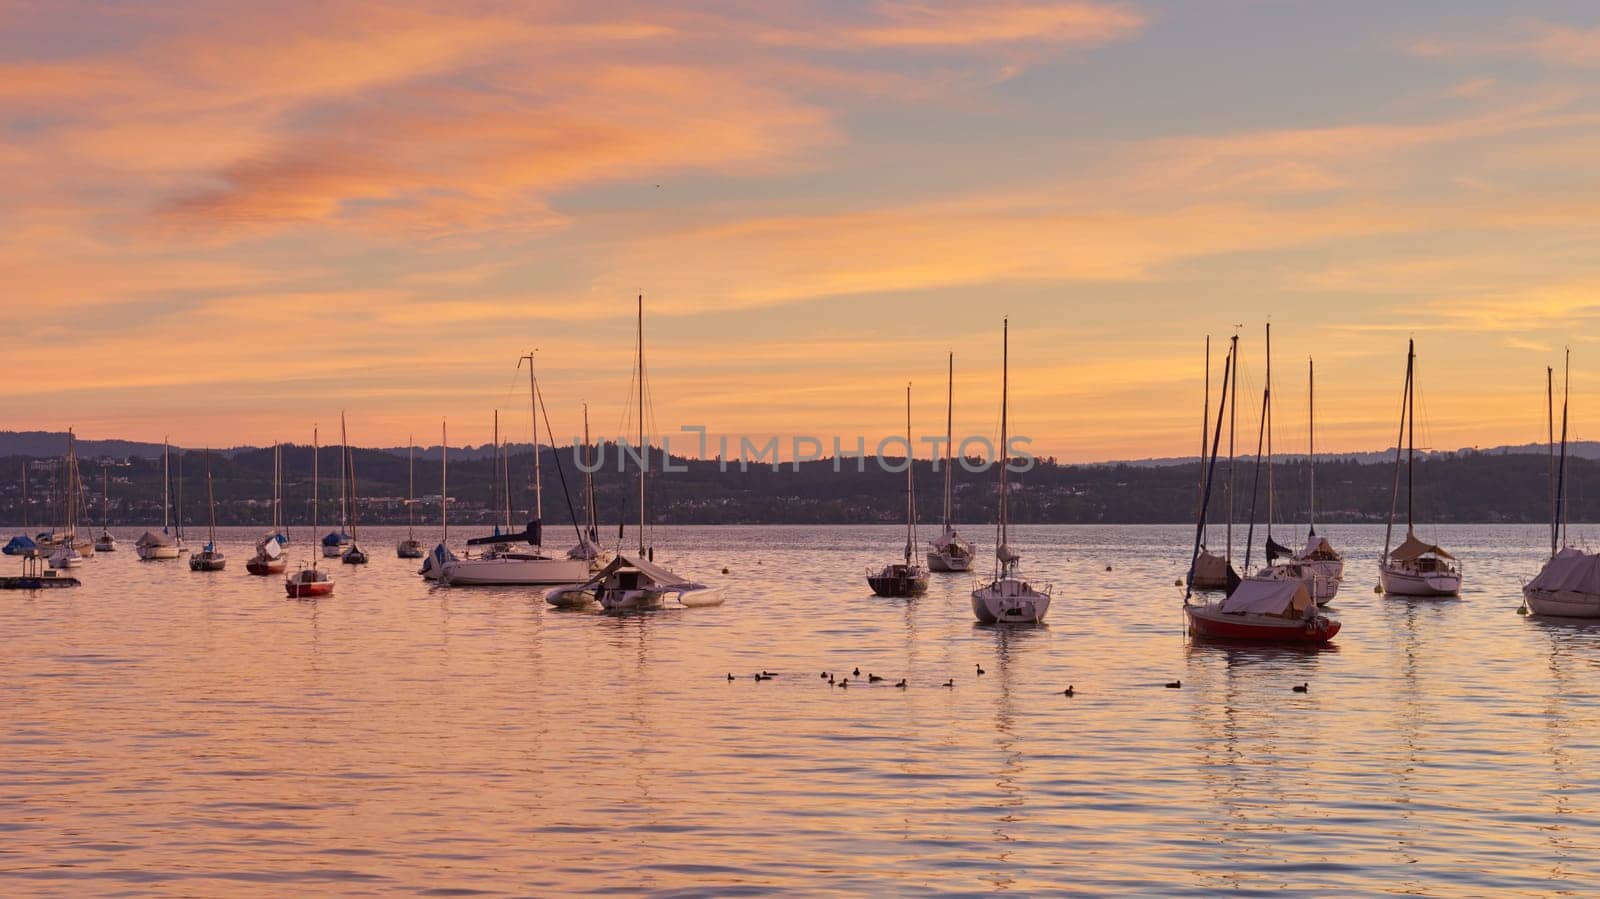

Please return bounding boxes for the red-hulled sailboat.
[1183,332,1339,645]
[285,426,334,599]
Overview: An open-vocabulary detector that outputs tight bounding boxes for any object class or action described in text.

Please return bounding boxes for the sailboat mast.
[407,436,415,539]
[638,295,646,556]
[1226,335,1237,566]
[492,410,500,534]
[1308,356,1317,536]
[996,319,1010,571]
[905,382,915,565]
[162,438,170,533]
[1406,343,1416,530]
[442,421,450,543]
[102,465,109,532]
[501,416,512,533]
[1265,324,1273,543]
[338,420,347,534]
[343,412,357,540]
[312,427,319,538]
[583,404,597,542]
[1383,341,1412,561]
[1559,349,1571,547]
[65,429,77,540]
[1198,336,1209,540]
[1548,366,1556,558]
[518,353,544,529]
[944,352,954,530]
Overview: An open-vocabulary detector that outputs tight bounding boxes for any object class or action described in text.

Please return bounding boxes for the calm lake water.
[2,523,1598,896]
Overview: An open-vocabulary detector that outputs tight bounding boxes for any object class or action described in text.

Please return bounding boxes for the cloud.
[1407,19,1600,68]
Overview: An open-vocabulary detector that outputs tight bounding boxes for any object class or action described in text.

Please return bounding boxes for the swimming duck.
[1063,685,1075,697]
[895,679,907,688]
[1165,680,1181,689]
[868,674,883,683]
[1292,682,1309,693]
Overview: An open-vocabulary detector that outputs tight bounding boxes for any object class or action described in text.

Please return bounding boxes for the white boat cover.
[1298,535,1340,560]
[1219,575,1313,617]
[255,536,284,559]
[1388,532,1454,561]
[136,531,175,548]
[1526,547,1600,595]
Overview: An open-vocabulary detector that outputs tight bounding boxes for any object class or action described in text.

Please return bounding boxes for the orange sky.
[3,1,1599,461]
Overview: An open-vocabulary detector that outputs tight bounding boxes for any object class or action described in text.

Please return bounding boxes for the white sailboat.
[869,383,930,597]
[1292,356,1344,602]
[971,319,1051,624]
[440,356,589,586]
[1190,335,1232,589]
[188,449,226,571]
[286,428,334,598]
[926,352,974,572]
[546,295,724,610]
[322,426,352,558]
[48,430,84,570]
[340,413,369,565]
[1523,352,1600,618]
[1379,340,1462,596]
[247,442,289,574]
[136,438,182,560]
[421,422,459,580]
[566,404,611,571]
[397,436,425,559]
[94,465,117,552]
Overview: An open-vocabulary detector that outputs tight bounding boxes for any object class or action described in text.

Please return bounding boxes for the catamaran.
[1185,334,1341,645]
[926,352,974,573]
[397,436,425,559]
[286,429,334,598]
[869,383,929,598]
[1379,340,1462,596]
[188,449,226,571]
[971,319,1051,624]
[440,356,589,586]
[1522,352,1600,618]
[136,439,183,560]
[546,295,724,611]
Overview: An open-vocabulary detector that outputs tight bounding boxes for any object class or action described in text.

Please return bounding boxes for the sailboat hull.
[971,578,1050,624]
[137,544,181,560]
[868,565,928,597]
[1523,587,1600,618]
[441,555,590,586]
[1298,558,1344,603]
[1379,564,1461,597]
[1185,604,1340,644]
[246,557,288,575]
[285,579,334,598]
[926,550,972,572]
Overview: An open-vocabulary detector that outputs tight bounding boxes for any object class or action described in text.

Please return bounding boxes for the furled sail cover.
[1526,547,1600,595]
[259,539,283,560]
[1192,550,1230,581]
[322,531,347,547]
[996,543,1020,563]
[1265,536,1292,562]
[136,531,175,548]
[1218,575,1313,617]
[567,536,602,560]
[1388,533,1454,562]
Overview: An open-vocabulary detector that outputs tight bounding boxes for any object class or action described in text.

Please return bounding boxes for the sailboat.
[70,455,96,559]
[1288,355,1343,602]
[970,319,1051,624]
[870,383,930,597]
[397,436,425,558]
[4,464,35,556]
[322,426,352,558]
[1379,340,1462,596]
[1257,326,1337,601]
[1185,334,1341,645]
[926,353,974,572]
[1190,335,1232,589]
[440,356,589,586]
[247,442,289,574]
[94,466,117,552]
[566,404,611,571]
[136,439,183,560]
[340,413,370,565]
[420,421,458,581]
[47,430,85,570]
[286,428,335,598]
[1522,352,1600,617]
[546,296,725,611]
[188,449,226,571]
